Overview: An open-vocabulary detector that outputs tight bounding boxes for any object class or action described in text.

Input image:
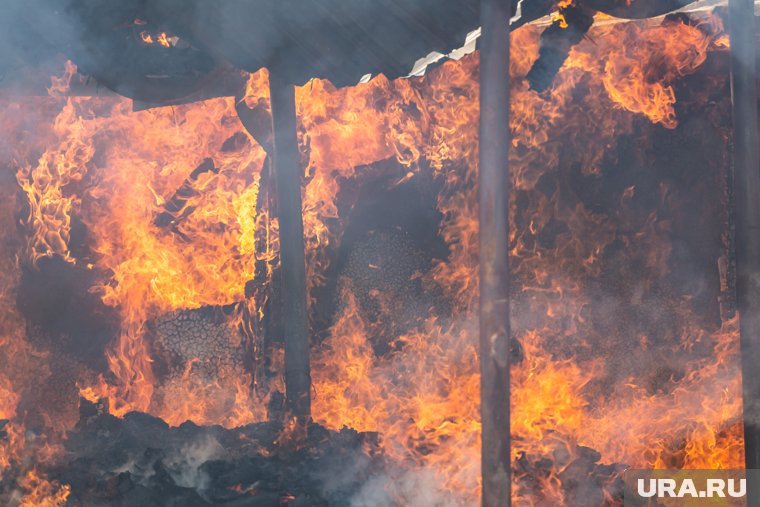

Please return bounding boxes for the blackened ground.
[35,399,383,507]
[513,445,626,507]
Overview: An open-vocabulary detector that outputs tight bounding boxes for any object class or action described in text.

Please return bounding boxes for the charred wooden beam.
[153,158,219,230]
[236,95,274,155]
[269,71,311,419]
[526,4,594,92]
[233,93,280,399]
[479,0,512,505]
[728,0,760,494]
[582,0,695,18]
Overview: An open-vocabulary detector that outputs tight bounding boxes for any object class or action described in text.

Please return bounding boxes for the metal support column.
[269,72,311,419]
[478,0,512,505]
[729,0,760,499]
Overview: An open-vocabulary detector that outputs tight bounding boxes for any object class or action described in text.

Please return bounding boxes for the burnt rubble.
[38,399,383,507]
[514,444,627,507]
[0,399,635,506]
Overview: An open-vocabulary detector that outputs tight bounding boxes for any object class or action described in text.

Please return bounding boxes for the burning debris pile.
[0,6,750,507]
[37,399,381,507]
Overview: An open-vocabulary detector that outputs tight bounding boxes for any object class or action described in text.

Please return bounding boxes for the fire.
[0,10,744,506]
[83,95,269,423]
[553,0,576,29]
[591,17,721,128]
[140,30,174,48]
[17,469,70,507]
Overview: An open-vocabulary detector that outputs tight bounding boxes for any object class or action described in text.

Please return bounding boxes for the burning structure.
[0,0,757,505]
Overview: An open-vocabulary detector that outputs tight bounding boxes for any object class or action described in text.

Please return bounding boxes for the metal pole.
[729,0,760,494]
[269,71,311,419]
[479,0,512,505]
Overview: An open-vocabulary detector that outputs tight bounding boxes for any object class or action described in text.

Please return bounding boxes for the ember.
[0,1,756,506]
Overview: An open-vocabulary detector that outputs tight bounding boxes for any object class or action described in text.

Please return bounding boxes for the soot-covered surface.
[37,399,383,507]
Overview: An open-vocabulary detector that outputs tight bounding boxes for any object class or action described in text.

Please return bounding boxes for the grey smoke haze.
[164,435,225,490]
[0,0,480,98]
[349,467,466,507]
[0,1,88,91]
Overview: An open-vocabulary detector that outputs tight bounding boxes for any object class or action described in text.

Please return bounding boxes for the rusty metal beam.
[269,71,311,419]
[729,0,760,497]
[478,0,512,505]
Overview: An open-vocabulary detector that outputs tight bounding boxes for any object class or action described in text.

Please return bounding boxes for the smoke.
[0,0,478,97]
[0,1,86,94]
[349,467,467,507]
[163,435,225,490]
[105,433,223,493]
[310,438,377,503]
[149,0,479,86]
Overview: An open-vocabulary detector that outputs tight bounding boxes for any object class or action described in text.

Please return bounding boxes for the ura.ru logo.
[637,478,746,499]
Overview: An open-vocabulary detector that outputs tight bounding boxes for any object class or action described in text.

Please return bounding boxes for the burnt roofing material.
[0,0,709,101]
[145,0,481,86]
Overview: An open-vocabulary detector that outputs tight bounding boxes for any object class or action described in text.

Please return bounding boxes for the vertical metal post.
[729,0,760,495]
[269,71,311,419]
[479,0,512,505]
